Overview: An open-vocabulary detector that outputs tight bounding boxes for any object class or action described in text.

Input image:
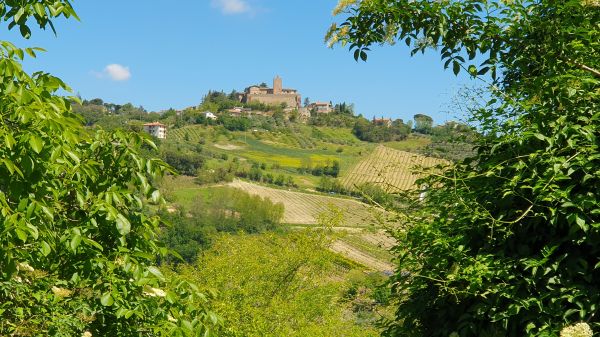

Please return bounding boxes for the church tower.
[273,75,282,95]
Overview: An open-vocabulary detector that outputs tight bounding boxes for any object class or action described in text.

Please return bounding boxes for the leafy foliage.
[0,3,219,335]
[162,149,205,176]
[332,0,600,336]
[413,114,433,135]
[160,187,284,263]
[179,231,381,337]
[352,117,411,142]
[421,121,478,161]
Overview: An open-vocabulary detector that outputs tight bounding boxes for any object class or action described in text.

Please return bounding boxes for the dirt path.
[330,240,394,272]
[213,143,244,150]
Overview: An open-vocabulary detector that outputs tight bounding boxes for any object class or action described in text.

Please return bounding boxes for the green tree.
[331,0,600,336]
[413,113,433,134]
[179,232,380,337]
[0,2,219,335]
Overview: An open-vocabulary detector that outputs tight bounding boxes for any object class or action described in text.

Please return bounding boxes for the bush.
[162,149,204,176]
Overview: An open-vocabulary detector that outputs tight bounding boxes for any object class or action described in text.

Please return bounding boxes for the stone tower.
[273,75,282,95]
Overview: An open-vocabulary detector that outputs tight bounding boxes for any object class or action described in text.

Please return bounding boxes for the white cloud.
[104,64,131,81]
[211,0,251,15]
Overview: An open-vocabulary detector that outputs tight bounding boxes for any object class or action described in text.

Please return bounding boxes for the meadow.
[167,125,375,187]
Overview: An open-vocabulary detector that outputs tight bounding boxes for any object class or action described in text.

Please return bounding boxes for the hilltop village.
[138,76,334,139]
[138,75,413,141]
[211,75,333,121]
[74,75,474,163]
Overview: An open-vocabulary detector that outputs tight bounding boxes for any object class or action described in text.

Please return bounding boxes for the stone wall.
[246,94,301,108]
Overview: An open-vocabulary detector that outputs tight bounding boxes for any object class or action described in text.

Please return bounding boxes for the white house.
[143,122,167,139]
[203,111,217,120]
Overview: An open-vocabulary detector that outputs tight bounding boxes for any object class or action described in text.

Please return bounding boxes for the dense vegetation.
[0,1,525,336]
[178,231,387,337]
[0,2,219,336]
[421,121,477,161]
[331,0,599,336]
[352,117,412,142]
[160,187,284,263]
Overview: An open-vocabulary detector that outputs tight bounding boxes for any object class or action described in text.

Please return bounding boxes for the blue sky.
[11,0,473,123]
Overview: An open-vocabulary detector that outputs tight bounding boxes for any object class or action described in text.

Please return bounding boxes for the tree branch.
[567,58,600,79]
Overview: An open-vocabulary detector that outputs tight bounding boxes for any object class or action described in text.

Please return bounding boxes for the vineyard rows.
[228,180,381,227]
[340,145,446,192]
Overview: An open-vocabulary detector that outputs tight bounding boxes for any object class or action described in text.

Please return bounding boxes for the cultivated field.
[228,180,383,228]
[340,145,446,193]
[228,180,398,271]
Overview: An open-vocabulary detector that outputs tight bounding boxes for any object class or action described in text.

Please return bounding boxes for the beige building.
[308,101,333,114]
[143,122,167,139]
[239,76,301,109]
[373,117,393,127]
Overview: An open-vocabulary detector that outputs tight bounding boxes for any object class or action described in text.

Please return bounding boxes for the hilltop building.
[308,101,333,114]
[238,76,302,109]
[143,122,167,139]
[372,117,393,127]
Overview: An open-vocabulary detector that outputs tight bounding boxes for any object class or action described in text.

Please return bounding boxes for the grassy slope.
[163,125,440,271]
[169,125,373,171]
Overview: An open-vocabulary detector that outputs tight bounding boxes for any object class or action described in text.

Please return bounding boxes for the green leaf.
[147,266,165,282]
[15,228,28,242]
[29,135,44,154]
[452,60,460,75]
[5,134,16,149]
[100,292,114,306]
[360,50,368,61]
[181,320,194,333]
[41,241,51,256]
[70,233,82,251]
[575,214,587,231]
[34,3,46,17]
[14,8,25,23]
[83,237,104,251]
[116,214,131,236]
[19,25,31,39]
[151,189,161,203]
[477,67,490,75]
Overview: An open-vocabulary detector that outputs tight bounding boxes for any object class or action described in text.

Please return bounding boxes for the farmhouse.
[308,102,333,114]
[238,76,302,109]
[143,122,167,139]
[372,117,392,127]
